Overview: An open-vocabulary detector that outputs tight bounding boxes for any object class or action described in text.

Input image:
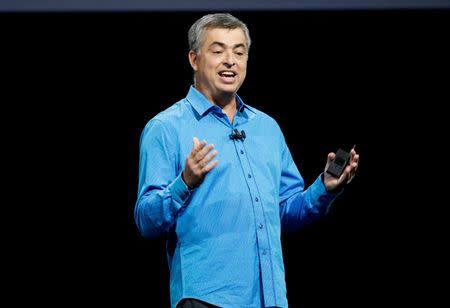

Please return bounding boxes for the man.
[135,13,359,308]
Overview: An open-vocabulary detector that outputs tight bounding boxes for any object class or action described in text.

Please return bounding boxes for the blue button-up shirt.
[135,86,338,308]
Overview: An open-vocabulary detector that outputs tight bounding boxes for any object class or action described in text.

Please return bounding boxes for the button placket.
[233,133,275,303]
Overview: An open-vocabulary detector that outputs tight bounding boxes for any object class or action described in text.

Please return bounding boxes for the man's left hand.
[323,148,359,192]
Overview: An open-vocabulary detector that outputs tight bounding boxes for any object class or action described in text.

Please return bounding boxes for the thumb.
[325,152,335,168]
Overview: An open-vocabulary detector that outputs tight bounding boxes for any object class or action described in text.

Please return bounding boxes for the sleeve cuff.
[310,173,341,211]
[168,172,194,205]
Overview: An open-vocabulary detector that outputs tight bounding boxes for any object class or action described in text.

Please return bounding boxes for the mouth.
[218,70,237,83]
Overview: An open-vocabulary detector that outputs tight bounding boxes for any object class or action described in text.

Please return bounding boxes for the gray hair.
[188,13,251,54]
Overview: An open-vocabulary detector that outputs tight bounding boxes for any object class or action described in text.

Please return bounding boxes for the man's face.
[189,27,248,101]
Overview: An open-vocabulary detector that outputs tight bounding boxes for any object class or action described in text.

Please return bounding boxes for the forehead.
[202,27,247,47]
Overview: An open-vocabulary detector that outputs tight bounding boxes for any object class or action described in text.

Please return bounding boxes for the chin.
[219,89,237,97]
[218,84,239,94]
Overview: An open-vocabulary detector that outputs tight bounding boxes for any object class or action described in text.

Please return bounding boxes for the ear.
[188,50,198,71]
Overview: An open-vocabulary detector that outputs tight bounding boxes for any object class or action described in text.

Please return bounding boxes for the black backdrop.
[4,10,448,307]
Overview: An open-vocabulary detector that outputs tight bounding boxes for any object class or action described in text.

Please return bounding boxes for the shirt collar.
[186,85,257,120]
[186,86,215,117]
[236,93,257,120]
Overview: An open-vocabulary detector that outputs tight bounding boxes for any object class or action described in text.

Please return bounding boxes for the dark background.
[4,9,448,307]
[1,0,449,11]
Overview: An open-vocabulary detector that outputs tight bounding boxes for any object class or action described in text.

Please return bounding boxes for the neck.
[214,94,238,123]
[194,84,238,122]
[214,92,236,108]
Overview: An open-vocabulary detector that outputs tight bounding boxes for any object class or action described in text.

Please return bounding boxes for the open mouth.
[218,71,236,77]
[218,71,237,83]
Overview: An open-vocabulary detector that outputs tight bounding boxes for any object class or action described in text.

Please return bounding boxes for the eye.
[213,50,223,54]
[234,49,246,57]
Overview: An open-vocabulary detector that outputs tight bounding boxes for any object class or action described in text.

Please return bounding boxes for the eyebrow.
[210,41,247,50]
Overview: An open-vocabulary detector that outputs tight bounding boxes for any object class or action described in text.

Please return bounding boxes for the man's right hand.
[182,137,219,189]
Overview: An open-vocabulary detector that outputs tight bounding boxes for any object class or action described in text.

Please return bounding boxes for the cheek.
[239,61,247,72]
[206,61,219,72]
[239,65,247,77]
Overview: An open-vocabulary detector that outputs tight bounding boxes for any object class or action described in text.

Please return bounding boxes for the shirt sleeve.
[134,119,192,239]
[278,137,339,232]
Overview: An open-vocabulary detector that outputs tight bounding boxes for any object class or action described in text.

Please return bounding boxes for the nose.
[223,50,235,67]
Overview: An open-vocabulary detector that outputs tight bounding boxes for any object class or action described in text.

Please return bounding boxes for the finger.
[193,137,199,148]
[347,163,358,183]
[200,150,218,168]
[190,137,199,155]
[350,156,359,173]
[203,160,219,173]
[347,171,355,184]
[191,138,207,157]
[343,165,353,184]
[196,143,215,161]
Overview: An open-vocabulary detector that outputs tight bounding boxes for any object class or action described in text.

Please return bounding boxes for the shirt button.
[255,197,259,202]
[240,150,244,154]
[258,223,263,229]
[248,174,252,178]
[262,250,267,255]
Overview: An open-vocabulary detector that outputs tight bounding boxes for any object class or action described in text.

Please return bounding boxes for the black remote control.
[326,148,352,178]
